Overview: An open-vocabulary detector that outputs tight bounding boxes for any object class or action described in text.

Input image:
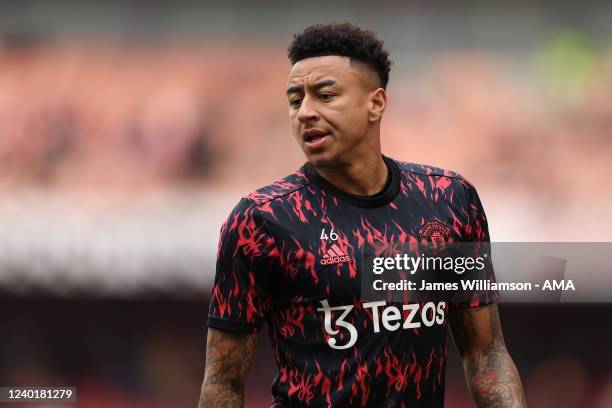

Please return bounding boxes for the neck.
[314,150,388,196]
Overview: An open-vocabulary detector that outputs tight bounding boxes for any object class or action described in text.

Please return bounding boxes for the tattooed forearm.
[451,304,527,408]
[198,328,258,408]
[465,341,526,407]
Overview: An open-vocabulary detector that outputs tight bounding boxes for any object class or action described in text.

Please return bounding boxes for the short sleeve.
[450,177,501,309]
[207,199,277,333]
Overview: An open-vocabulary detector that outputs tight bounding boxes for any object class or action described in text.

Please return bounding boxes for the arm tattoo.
[198,328,258,408]
[451,305,527,408]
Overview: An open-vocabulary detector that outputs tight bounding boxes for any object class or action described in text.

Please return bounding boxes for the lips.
[302,128,329,144]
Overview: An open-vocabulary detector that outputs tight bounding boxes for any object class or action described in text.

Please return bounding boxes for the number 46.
[320,228,339,241]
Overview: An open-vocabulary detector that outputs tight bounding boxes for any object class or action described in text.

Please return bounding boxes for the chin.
[304,150,340,168]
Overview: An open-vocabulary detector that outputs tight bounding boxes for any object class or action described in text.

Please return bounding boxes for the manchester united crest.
[418,219,451,249]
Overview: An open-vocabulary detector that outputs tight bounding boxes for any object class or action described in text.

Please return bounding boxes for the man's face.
[287,56,379,167]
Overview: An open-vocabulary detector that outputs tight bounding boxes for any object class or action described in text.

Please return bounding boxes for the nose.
[297,95,320,124]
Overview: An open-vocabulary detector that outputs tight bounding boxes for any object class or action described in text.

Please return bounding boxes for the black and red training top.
[208,155,499,407]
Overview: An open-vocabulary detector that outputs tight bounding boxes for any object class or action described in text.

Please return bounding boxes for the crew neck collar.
[304,155,400,208]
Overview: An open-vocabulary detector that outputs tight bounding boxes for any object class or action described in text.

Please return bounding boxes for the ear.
[367,88,387,122]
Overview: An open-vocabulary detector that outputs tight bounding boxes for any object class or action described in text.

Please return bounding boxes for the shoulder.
[395,159,462,180]
[244,166,311,205]
[225,166,312,223]
[393,159,476,191]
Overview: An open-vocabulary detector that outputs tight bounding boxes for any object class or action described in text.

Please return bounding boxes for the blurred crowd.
[0,42,611,199]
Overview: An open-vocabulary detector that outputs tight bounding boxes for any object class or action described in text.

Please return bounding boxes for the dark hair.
[288,22,392,89]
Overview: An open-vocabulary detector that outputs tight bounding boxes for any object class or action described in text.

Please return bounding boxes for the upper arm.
[202,327,258,395]
[450,178,503,357]
[449,302,505,360]
[208,200,277,333]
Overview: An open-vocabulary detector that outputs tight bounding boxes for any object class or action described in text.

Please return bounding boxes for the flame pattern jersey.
[208,156,500,407]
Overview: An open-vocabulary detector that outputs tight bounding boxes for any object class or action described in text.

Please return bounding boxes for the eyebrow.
[286,79,336,95]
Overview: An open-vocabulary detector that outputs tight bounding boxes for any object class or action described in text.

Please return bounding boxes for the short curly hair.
[288,22,392,89]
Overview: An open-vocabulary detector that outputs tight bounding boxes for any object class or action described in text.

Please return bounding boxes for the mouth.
[302,129,330,148]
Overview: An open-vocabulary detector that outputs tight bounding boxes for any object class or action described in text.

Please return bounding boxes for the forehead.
[287,55,362,86]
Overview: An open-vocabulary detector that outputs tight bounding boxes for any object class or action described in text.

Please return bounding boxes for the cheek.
[331,102,368,133]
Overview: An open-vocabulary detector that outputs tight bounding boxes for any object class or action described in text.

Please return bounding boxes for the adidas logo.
[320,243,351,265]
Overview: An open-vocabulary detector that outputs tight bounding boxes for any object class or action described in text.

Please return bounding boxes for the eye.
[319,93,334,102]
[289,97,302,108]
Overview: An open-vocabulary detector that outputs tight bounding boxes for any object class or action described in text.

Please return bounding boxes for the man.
[199,22,526,407]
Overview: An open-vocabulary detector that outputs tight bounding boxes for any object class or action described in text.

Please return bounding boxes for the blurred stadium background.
[1,1,611,407]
